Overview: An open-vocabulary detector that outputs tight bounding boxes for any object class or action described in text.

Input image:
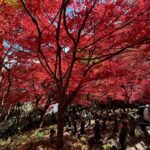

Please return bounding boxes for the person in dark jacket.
[94,119,101,141]
[119,120,128,150]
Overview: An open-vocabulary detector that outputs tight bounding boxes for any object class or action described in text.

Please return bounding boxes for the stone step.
[128,141,148,150]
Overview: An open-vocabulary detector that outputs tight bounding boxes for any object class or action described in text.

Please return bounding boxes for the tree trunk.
[56,108,64,150]
[39,114,45,128]
[39,110,46,128]
[4,104,12,121]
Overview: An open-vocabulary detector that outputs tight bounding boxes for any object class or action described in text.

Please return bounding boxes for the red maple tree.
[1,0,150,148]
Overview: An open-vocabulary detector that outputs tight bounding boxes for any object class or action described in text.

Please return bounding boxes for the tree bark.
[39,110,46,128]
[56,108,64,150]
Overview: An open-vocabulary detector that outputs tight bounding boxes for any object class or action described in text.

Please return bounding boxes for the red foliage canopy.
[0,0,150,109]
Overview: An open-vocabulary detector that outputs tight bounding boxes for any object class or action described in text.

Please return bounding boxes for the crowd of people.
[50,104,150,150]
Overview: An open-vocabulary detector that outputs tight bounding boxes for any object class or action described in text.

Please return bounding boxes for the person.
[72,120,77,135]
[128,115,136,137]
[113,113,118,133]
[94,119,101,141]
[138,105,150,138]
[102,113,106,130]
[80,120,86,134]
[142,105,150,139]
[88,112,93,126]
[50,128,56,144]
[119,120,128,150]
[115,108,123,119]
[137,105,145,117]
[81,110,87,120]
[143,105,150,122]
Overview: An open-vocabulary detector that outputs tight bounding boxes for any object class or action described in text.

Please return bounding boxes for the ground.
[0,120,150,150]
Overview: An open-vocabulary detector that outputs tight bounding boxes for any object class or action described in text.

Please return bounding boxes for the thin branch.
[80,6,150,51]
[20,0,57,81]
